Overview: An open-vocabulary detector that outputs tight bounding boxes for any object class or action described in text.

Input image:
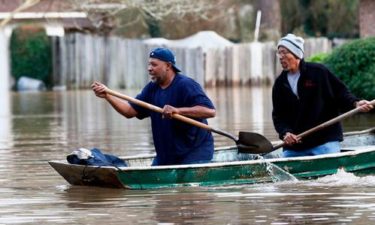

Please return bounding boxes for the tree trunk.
[256,0,281,41]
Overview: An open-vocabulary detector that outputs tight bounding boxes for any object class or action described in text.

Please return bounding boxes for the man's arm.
[162,105,216,119]
[91,81,138,118]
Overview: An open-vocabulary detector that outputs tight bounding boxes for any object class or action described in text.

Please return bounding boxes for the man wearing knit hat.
[92,47,216,165]
[272,34,373,157]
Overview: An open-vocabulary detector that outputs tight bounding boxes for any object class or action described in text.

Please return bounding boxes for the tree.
[256,0,281,40]
[280,0,359,38]
[68,0,228,37]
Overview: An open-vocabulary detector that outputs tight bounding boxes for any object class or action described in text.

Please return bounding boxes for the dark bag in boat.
[67,148,127,167]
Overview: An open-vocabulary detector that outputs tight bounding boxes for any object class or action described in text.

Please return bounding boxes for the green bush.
[323,37,375,100]
[10,26,52,88]
[306,52,330,63]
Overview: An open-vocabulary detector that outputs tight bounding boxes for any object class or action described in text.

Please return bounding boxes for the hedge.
[10,26,52,89]
[323,37,375,100]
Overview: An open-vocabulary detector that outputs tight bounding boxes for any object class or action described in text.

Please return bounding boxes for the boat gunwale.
[48,146,375,171]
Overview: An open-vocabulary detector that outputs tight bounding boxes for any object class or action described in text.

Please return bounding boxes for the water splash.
[256,155,298,183]
[265,161,299,183]
[304,168,375,187]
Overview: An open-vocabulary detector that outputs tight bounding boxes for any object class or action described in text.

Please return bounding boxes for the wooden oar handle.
[106,88,162,113]
[105,88,213,131]
[297,99,375,139]
[273,99,375,150]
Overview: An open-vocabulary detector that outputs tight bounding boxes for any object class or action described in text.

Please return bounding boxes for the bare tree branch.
[67,0,228,35]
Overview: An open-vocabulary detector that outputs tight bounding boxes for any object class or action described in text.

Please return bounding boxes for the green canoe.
[49,128,375,189]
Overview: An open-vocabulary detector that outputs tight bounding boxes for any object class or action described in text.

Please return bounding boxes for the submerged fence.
[52,33,331,89]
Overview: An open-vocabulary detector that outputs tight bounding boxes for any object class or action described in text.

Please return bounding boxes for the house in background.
[0,0,97,36]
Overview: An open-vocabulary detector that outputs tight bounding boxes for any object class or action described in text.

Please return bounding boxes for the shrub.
[306,52,329,63]
[323,37,375,100]
[10,26,52,88]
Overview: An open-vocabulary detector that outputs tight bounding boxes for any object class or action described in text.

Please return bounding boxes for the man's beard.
[150,71,166,84]
[150,76,159,84]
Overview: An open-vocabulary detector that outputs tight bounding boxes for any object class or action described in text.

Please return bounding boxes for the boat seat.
[341,145,375,152]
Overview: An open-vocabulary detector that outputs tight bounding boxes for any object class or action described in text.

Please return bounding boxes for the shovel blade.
[237,132,273,154]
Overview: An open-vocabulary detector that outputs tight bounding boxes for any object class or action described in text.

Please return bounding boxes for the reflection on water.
[0,91,11,150]
[215,184,375,224]
[0,30,12,150]
[208,86,276,146]
[0,87,375,224]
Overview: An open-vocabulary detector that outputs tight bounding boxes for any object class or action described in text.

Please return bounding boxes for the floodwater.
[1,86,375,224]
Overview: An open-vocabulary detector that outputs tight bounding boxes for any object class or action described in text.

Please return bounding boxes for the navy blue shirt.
[130,74,215,165]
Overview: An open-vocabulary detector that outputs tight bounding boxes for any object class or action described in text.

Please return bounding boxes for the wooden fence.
[52,33,331,89]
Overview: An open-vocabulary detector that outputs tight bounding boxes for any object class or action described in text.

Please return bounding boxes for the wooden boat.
[49,128,375,189]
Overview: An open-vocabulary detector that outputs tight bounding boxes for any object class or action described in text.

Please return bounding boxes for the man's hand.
[355,100,374,113]
[283,132,301,146]
[162,105,180,119]
[91,81,108,99]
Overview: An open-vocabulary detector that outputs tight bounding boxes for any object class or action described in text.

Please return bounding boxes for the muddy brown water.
[1,87,375,224]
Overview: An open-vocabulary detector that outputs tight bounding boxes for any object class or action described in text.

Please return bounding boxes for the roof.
[0,0,90,29]
[0,0,74,12]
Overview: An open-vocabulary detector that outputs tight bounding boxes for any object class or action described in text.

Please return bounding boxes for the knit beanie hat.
[277,34,304,59]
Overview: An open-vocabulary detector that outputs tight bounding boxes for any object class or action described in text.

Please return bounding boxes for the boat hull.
[49,161,123,188]
[49,128,375,189]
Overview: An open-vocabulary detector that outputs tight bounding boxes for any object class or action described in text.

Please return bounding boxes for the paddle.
[105,88,273,153]
[263,99,375,155]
